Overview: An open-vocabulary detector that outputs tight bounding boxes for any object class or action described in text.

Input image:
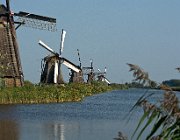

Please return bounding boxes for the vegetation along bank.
[0,81,128,104]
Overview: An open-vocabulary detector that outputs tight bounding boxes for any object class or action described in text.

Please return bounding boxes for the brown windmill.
[0,0,56,87]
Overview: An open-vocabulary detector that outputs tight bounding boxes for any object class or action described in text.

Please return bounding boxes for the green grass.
[0,81,125,104]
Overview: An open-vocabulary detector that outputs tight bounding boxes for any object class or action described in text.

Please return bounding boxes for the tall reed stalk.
[126,63,180,140]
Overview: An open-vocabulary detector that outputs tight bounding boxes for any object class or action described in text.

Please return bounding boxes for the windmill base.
[1,77,23,87]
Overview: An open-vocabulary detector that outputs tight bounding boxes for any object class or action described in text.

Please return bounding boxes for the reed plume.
[127,63,152,87]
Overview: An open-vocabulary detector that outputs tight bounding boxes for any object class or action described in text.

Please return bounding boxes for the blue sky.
[3,0,180,83]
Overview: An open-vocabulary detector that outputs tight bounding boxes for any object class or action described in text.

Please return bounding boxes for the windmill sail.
[38,40,58,55]
[60,29,66,55]
[76,49,82,68]
[54,60,59,83]
[14,11,56,23]
[14,11,57,31]
[61,57,81,73]
[104,78,111,85]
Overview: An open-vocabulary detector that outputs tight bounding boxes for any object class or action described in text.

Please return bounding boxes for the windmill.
[175,67,180,73]
[96,68,111,85]
[39,29,82,84]
[82,59,94,83]
[0,0,56,87]
[82,59,110,84]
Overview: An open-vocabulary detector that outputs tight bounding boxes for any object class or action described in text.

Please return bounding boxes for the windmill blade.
[14,11,57,32]
[82,67,92,70]
[54,60,59,83]
[94,72,106,75]
[104,77,111,85]
[61,57,81,73]
[77,49,82,68]
[104,67,107,73]
[14,11,56,23]
[38,40,58,56]
[60,29,66,55]
[90,59,93,68]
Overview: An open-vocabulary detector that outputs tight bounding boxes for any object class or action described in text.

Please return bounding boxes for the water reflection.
[0,120,19,140]
[0,105,19,140]
[44,122,80,140]
[53,124,65,140]
[48,124,65,140]
[19,122,67,140]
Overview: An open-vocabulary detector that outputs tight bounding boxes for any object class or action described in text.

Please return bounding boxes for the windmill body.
[0,4,23,87]
[40,55,64,84]
[69,69,84,83]
[0,0,56,87]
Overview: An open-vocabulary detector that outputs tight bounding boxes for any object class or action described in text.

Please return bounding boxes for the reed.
[124,63,180,140]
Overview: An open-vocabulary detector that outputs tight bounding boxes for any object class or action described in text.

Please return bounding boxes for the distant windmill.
[82,59,94,83]
[39,30,82,84]
[0,0,56,87]
[82,59,110,84]
[175,67,180,72]
[96,67,111,85]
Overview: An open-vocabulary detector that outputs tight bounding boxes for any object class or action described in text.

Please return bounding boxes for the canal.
[0,89,178,140]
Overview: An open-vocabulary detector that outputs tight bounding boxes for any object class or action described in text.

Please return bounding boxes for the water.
[0,89,179,140]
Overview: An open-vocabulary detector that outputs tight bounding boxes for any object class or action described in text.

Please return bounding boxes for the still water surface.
[0,89,179,140]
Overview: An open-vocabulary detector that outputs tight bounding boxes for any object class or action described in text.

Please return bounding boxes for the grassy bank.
[0,82,127,104]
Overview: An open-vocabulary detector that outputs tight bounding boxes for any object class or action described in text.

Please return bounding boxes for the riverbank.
[0,82,128,104]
